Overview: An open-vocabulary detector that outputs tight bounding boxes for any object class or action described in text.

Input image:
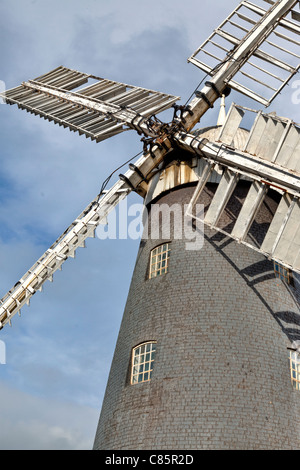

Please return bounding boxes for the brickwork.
[93,181,300,450]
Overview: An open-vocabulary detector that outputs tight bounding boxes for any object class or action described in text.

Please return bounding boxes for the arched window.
[149,243,171,279]
[289,350,300,390]
[131,341,157,385]
[274,261,293,285]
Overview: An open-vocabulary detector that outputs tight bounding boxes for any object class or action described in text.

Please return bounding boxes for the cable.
[97,149,144,202]
[47,150,144,250]
[184,74,209,107]
[184,47,246,108]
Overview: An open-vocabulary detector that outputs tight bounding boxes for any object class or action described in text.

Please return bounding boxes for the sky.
[0,0,299,450]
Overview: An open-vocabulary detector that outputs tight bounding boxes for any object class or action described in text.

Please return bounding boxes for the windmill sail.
[175,103,300,274]
[2,66,179,142]
[0,137,172,330]
[188,0,300,107]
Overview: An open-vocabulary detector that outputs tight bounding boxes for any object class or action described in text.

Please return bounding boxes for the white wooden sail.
[1,66,179,142]
[0,139,172,330]
[188,0,300,107]
[175,104,300,274]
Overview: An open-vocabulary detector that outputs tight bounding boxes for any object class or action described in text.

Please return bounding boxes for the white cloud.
[0,382,98,450]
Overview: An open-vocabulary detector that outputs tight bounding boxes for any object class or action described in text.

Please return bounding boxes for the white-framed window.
[149,243,170,279]
[289,350,300,391]
[274,261,293,285]
[131,341,157,385]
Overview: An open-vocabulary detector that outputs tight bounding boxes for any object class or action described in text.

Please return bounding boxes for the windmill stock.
[1,0,300,450]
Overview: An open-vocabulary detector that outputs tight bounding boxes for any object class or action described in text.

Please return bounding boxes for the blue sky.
[0,0,299,450]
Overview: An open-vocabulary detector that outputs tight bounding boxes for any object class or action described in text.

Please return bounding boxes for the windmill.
[1,0,300,450]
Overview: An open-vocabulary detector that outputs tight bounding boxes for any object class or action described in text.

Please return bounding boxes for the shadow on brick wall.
[206,232,300,345]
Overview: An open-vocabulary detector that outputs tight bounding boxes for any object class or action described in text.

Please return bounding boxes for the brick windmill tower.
[1,0,300,450]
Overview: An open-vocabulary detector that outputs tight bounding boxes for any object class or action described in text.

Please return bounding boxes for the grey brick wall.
[93,182,300,450]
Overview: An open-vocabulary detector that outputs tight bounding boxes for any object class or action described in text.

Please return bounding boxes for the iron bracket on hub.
[172,104,194,124]
[129,163,145,182]
[205,81,231,98]
[141,137,164,158]
[195,90,214,108]
[118,173,136,191]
